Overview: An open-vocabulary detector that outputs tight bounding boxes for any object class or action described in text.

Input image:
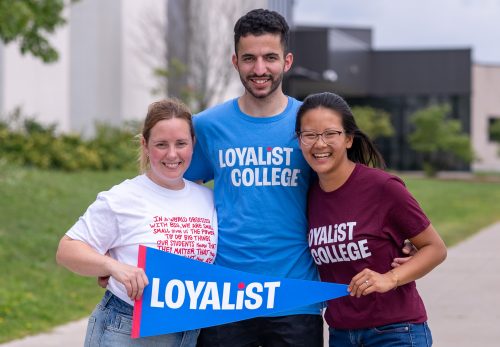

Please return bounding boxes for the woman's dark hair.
[233,8,289,54]
[295,92,386,169]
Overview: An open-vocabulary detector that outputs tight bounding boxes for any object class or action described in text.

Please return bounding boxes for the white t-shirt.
[66,174,218,305]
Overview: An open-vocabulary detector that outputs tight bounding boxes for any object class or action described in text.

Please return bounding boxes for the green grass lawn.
[403,176,500,246]
[0,166,136,342]
[0,166,499,342]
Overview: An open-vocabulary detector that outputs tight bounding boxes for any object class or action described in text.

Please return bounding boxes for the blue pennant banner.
[132,245,348,338]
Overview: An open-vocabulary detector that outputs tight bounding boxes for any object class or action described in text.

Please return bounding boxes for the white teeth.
[313,153,331,159]
[251,79,269,84]
[163,162,181,168]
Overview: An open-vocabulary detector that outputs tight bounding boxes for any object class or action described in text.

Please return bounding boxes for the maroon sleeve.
[381,177,430,244]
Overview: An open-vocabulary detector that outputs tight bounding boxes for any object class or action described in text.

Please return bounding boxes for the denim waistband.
[100,290,134,315]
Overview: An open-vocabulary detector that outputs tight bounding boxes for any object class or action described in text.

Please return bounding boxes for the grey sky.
[293,0,500,65]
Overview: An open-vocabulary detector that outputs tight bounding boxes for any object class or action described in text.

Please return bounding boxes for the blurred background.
[1,0,500,173]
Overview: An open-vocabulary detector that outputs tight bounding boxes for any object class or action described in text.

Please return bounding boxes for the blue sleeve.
[184,117,214,182]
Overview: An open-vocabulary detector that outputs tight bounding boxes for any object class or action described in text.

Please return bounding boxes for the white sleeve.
[65,195,121,254]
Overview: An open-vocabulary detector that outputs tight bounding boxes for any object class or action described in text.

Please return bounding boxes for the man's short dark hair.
[233,8,289,54]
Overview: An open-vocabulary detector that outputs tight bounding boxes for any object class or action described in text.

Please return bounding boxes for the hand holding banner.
[132,246,348,338]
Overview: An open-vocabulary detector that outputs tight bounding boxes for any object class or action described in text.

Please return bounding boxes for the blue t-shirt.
[185,97,321,315]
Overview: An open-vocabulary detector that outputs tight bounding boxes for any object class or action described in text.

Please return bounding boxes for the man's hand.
[392,240,417,268]
[97,275,109,288]
[97,251,111,288]
[402,239,418,256]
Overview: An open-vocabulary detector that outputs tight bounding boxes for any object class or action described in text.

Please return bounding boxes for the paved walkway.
[0,319,86,347]
[2,222,499,347]
[417,221,500,346]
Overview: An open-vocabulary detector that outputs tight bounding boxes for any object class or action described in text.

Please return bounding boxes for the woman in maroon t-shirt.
[295,92,447,347]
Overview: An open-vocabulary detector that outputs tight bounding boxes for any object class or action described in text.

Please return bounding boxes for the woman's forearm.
[389,224,447,287]
[56,235,115,277]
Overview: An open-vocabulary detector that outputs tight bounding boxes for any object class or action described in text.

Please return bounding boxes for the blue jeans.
[329,322,433,347]
[85,290,199,347]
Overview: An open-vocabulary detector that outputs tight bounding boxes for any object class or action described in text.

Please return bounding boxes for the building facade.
[2,3,498,172]
[286,26,491,171]
[0,0,167,135]
[0,0,291,135]
[472,64,500,171]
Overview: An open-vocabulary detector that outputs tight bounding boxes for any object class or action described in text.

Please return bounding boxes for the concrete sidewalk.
[0,319,86,347]
[2,222,499,347]
[417,221,500,346]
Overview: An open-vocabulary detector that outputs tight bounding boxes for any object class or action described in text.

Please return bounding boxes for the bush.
[408,104,474,176]
[351,106,394,140]
[0,109,140,171]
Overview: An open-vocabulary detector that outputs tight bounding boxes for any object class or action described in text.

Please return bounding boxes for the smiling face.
[299,107,353,180]
[232,33,292,100]
[142,118,193,190]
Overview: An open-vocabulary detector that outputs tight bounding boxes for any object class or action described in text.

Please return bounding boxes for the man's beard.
[240,72,284,99]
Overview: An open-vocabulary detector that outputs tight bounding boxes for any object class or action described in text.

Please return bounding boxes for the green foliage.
[351,106,394,139]
[88,122,141,171]
[0,0,68,63]
[152,59,187,97]
[152,58,202,112]
[0,108,140,171]
[408,104,474,176]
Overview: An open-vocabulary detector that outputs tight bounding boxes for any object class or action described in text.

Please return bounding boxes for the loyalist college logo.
[218,146,300,187]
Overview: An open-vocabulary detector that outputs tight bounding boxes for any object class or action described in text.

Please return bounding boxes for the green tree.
[351,106,394,139]
[409,104,474,176]
[0,0,67,63]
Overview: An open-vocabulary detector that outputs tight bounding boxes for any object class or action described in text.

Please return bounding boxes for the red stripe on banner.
[131,245,147,339]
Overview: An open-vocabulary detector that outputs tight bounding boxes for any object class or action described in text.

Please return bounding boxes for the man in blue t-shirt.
[184,8,324,347]
[93,8,415,345]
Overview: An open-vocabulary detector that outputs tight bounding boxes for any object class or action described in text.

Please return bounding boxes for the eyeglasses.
[298,130,344,146]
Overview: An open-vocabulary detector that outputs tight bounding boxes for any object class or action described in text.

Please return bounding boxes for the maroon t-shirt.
[308,164,430,329]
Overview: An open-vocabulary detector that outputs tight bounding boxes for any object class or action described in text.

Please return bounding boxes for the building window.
[489,117,500,142]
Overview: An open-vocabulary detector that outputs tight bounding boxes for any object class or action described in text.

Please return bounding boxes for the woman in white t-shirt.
[56,99,218,347]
